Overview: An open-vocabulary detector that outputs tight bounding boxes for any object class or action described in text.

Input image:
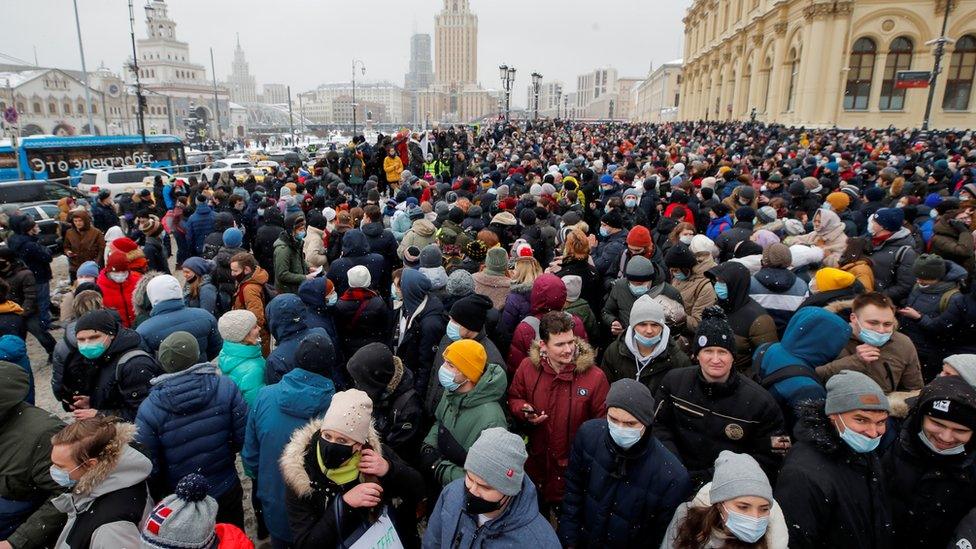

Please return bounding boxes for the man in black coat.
[360,205,400,284]
[775,370,893,549]
[714,206,755,262]
[253,207,285,285]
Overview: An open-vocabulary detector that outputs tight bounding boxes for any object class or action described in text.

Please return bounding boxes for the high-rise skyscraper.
[405,34,434,90]
[434,0,477,87]
[227,33,257,104]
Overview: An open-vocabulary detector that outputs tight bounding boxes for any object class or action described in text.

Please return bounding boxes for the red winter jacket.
[508,340,608,503]
[96,270,141,328]
[506,274,588,373]
[215,523,254,548]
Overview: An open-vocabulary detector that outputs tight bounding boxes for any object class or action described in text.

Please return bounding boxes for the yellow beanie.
[815,267,856,292]
[443,339,487,384]
[825,192,851,213]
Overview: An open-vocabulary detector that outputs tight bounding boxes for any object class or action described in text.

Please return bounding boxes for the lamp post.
[499,64,516,123]
[922,0,954,131]
[128,0,146,143]
[531,72,542,120]
[352,59,366,137]
[72,0,95,135]
[555,84,562,118]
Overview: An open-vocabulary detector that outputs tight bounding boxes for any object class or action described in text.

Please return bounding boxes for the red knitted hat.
[627,226,653,248]
[106,251,129,272]
[113,237,138,253]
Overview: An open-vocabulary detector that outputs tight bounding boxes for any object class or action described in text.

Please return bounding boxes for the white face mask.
[108,272,128,284]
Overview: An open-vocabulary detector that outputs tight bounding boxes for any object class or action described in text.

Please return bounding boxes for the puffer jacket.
[929,216,975,273]
[295,277,340,346]
[134,363,247,499]
[508,340,609,502]
[333,288,391,359]
[326,229,386,295]
[97,270,141,328]
[63,210,105,273]
[233,266,271,356]
[898,261,967,367]
[302,225,327,269]
[390,211,412,242]
[749,267,810,335]
[184,203,216,256]
[273,233,307,295]
[507,274,589,372]
[706,262,779,371]
[361,221,399,274]
[498,281,532,341]
[592,229,628,282]
[601,272,684,332]
[559,419,691,548]
[395,269,448,399]
[396,219,436,259]
[673,261,718,334]
[135,298,222,362]
[427,332,507,417]
[601,327,690,396]
[421,362,508,485]
[216,341,266,408]
[867,227,918,306]
[5,216,52,282]
[82,328,161,422]
[775,400,892,549]
[243,368,335,544]
[265,294,328,385]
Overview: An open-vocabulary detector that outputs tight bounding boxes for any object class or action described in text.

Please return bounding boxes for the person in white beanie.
[216,309,266,407]
[332,265,392,359]
[135,274,222,363]
[942,354,976,386]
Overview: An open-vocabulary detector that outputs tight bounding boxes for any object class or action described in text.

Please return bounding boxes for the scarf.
[341,287,378,302]
[318,444,362,486]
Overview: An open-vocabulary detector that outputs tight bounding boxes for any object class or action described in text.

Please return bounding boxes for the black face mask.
[317,437,355,469]
[464,489,506,515]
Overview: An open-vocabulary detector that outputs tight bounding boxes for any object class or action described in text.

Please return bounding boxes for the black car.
[0,181,92,256]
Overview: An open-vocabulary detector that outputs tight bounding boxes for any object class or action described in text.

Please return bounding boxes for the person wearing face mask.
[663,451,789,549]
[666,242,717,334]
[602,256,683,340]
[424,427,561,548]
[589,210,628,286]
[229,252,271,357]
[775,370,893,549]
[216,310,266,407]
[560,379,691,548]
[863,208,918,306]
[273,212,310,295]
[332,265,391,361]
[882,375,976,548]
[96,251,141,328]
[602,295,691,395]
[420,339,508,487]
[817,292,923,395]
[705,262,778,371]
[282,388,422,548]
[0,360,66,549]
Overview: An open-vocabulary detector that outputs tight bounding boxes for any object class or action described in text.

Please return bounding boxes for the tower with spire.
[434,0,478,87]
[227,33,257,104]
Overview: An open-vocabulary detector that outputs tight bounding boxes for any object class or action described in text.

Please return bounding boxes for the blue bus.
[0,134,186,185]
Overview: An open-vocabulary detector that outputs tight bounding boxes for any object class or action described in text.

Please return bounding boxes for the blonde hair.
[71,290,104,320]
[512,257,542,285]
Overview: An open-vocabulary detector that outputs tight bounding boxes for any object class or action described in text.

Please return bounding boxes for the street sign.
[2,107,17,125]
[895,71,931,89]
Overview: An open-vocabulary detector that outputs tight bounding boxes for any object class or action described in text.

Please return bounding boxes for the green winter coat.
[565,299,598,342]
[273,236,308,295]
[216,341,266,408]
[423,362,508,485]
[0,361,66,549]
[601,331,691,396]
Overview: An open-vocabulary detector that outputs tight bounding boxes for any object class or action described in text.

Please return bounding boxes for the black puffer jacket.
[882,376,976,549]
[81,328,163,422]
[253,214,286,285]
[706,262,779,371]
[867,227,918,306]
[775,400,892,549]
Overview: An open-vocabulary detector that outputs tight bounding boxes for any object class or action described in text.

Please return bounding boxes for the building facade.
[261,84,289,105]
[405,34,435,91]
[634,60,683,122]
[304,82,406,125]
[225,34,257,104]
[435,0,478,87]
[679,0,976,128]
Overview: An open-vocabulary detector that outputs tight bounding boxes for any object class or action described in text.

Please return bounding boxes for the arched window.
[844,37,876,110]
[944,35,976,111]
[32,102,41,114]
[880,37,913,110]
[62,101,72,115]
[77,101,85,114]
[760,56,773,113]
[48,102,57,115]
[785,48,800,112]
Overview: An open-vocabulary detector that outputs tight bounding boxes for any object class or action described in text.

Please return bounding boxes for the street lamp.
[128,0,147,143]
[499,64,516,123]
[923,0,955,131]
[352,59,366,137]
[531,72,542,120]
[555,84,562,118]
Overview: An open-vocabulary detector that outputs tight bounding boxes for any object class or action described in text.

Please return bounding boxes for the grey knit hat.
[824,370,890,415]
[140,474,218,549]
[563,275,583,302]
[756,206,777,224]
[912,253,946,280]
[447,269,475,297]
[625,255,654,282]
[944,354,976,387]
[420,244,443,268]
[629,295,666,328]
[157,331,199,373]
[709,451,773,504]
[217,310,257,343]
[348,265,372,289]
[485,247,509,276]
[464,428,527,497]
[606,379,654,426]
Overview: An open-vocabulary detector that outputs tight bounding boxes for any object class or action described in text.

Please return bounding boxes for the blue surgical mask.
[608,420,643,449]
[634,331,662,348]
[723,506,769,543]
[326,293,338,306]
[837,416,882,453]
[855,317,892,347]
[391,284,400,301]
[295,231,306,241]
[438,365,462,392]
[714,282,729,300]
[673,271,688,281]
[679,235,693,245]
[930,209,939,219]
[599,226,610,237]
[918,429,966,455]
[446,321,462,342]
[50,464,80,488]
[624,198,637,208]
[78,341,107,360]
[629,283,649,297]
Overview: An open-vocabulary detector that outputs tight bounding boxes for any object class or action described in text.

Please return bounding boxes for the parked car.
[200,158,254,182]
[77,167,169,199]
[0,180,90,255]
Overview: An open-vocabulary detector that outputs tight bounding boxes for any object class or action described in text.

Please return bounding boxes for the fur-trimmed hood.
[279,417,383,498]
[132,270,165,318]
[526,338,596,375]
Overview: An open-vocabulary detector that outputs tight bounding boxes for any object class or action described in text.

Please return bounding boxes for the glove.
[419,444,443,472]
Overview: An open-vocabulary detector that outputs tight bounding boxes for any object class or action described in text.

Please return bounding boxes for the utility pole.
[128,0,146,143]
[531,72,542,120]
[209,47,221,140]
[352,59,366,137]
[286,85,295,144]
[298,92,306,136]
[923,0,954,131]
[72,0,95,135]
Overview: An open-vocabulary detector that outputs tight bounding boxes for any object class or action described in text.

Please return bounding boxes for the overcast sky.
[3,0,690,108]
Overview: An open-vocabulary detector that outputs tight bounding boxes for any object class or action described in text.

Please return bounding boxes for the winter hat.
[665,243,697,270]
[756,206,777,224]
[761,242,792,268]
[182,257,213,276]
[824,370,890,415]
[512,240,534,260]
[485,247,509,276]
[561,211,582,227]
[465,240,487,262]
[157,331,200,373]
[625,256,655,283]
[700,177,717,190]
[944,355,976,387]
[783,218,806,236]
[146,275,183,307]
[403,246,422,267]
[464,428,527,497]
[689,234,717,256]
[865,186,886,202]
[138,216,162,237]
[140,474,218,549]
[814,267,856,292]
[491,211,518,226]
[735,206,755,224]
[450,294,493,333]
[113,237,138,254]
[919,376,976,431]
[348,265,372,289]
[626,226,653,248]
[222,227,243,248]
[347,343,400,400]
[826,192,851,213]
[913,254,946,280]
[752,229,780,249]
[693,307,736,354]
[629,295,666,328]
[606,378,655,427]
[601,211,624,230]
[420,244,443,269]
[320,389,373,444]
[562,275,583,302]
[295,331,336,378]
[106,251,129,273]
[443,339,487,384]
[76,309,119,336]
[519,208,537,227]
[709,451,773,504]
[873,208,904,232]
[447,270,475,298]
[217,310,257,343]
[77,261,100,279]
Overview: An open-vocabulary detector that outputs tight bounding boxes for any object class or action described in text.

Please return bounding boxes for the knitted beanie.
[945,354,976,387]
[106,251,129,273]
[761,243,792,268]
[181,257,213,276]
[465,240,488,262]
[873,208,904,232]
[625,256,654,282]
[146,275,183,307]
[222,227,244,248]
[464,428,527,497]
[348,265,372,289]
[140,474,218,549]
[562,275,583,302]
[629,295,666,328]
[295,331,336,378]
[626,226,653,248]
[320,389,373,444]
[485,247,509,276]
[447,269,475,297]
[693,307,736,354]
[420,244,443,268]
[606,378,655,426]
[664,243,696,270]
[709,451,773,504]
[735,206,755,224]
[217,310,257,343]
[157,331,200,373]
[814,267,856,292]
[826,192,851,213]
[912,253,946,280]
[77,261,100,279]
[443,339,487,384]
[347,343,400,400]
[450,294,492,333]
[756,206,778,224]
[824,370,890,415]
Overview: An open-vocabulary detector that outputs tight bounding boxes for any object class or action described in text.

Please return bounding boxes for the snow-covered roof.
[0,70,44,87]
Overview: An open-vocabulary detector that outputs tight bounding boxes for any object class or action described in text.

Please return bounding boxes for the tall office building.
[434,0,478,87]
[405,34,434,90]
[226,34,257,104]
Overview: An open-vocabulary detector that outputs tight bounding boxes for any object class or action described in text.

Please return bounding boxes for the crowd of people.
[0,119,975,548]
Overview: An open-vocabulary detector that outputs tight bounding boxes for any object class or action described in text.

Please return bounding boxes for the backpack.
[940,287,960,312]
[113,349,156,383]
[750,342,821,390]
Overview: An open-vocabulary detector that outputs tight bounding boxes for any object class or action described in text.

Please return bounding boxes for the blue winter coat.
[136,298,222,362]
[184,203,216,256]
[296,277,340,343]
[134,363,247,498]
[424,475,560,549]
[749,267,810,336]
[706,215,733,241]
[242,368,335,543]
[325,229,386,295]
[265,294,328,385]
[592,229,628,279]
[558,419,690,548]
[0,335,33,405]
